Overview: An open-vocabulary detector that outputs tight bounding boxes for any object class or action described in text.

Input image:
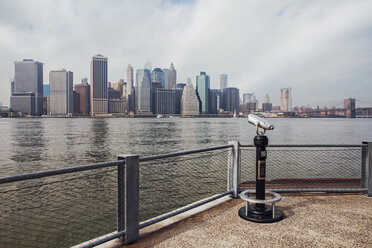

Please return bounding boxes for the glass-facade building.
[196,71,210,114]
[220,74,227,90]
[49,70,73,116]
[209,89,221,114]
[222,87,239,113]
[169,63,176,89]
[11,59,43,115]
[90,55,108,116]
[151,68,164,88]
[135,69,152,113]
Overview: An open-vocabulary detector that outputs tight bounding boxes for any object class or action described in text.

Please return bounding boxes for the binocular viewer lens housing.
[248,114,274,131]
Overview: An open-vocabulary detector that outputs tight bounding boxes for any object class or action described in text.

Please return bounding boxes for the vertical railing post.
[228,141,240,198]
[361,142,367,190]
[366,142,372,197]
[117,158,125,235]
[117,154,139,244]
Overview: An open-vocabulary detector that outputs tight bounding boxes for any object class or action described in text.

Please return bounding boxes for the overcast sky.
[1,0,372,107]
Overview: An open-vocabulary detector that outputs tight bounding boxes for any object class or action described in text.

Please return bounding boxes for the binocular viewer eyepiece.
[248,114,274,135]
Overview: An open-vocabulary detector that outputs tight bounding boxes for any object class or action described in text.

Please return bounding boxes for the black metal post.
[255,135,268,210]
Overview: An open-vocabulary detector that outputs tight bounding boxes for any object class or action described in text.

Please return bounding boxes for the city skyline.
[1,1,372,107]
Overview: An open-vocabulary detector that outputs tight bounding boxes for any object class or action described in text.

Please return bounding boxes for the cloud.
[0,0,372,107]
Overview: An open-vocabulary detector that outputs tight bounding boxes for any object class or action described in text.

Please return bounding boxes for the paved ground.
[126,194,372,248]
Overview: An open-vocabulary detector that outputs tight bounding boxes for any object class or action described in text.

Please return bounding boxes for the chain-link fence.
[0,166,119,248]
[240,145,366,191]
[139,148,229,222]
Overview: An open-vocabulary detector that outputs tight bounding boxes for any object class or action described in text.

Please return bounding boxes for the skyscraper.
[181,79,200,116]
[43,85,50,97]
[74,83,90,116]
[90,55,108,116]
[209,89,221,114]
[196,71,210,114]
[151,68,164,87]
[243,93,258,105]
[222,87,240,113]
[81,78,88,84]
[112,80,124,96]
[153,88,176,114]
[220,74,228,90]
[280,87,292,112]
[162,68,169,88]
[169,62,176,89]
[262,93,272,112]
[127,65,133,95]
[10,59,43,115]
[49,70,73,116]
[135,69,152,113]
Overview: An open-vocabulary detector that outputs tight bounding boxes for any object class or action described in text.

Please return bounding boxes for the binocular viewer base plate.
[238,205,283,223]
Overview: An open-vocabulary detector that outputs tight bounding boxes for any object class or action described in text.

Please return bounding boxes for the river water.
[1,117,372,177]
[0,117,371,247]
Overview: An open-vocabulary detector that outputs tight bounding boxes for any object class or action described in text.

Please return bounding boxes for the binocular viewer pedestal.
[238,134,283,223]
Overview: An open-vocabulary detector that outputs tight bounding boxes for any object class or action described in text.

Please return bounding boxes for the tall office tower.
[174,88,183,114]
[121,80,128,98]
[81,78,88,84]
[49,70,73,116]
[162,68,169,88]
[280,87,292,112]
[153,88,176,114]
[135,69,152,113]
[243,93,256,104]
[196,71,210,114]
[127,65,133,95]
[10,77,14,95]
[91,55,108,116]
[43,85,50,97]
[262,93,272,112]
[220,74,228,90]
[112,80,124,96]
[181,78,200,116]
[169,62,177,89]
[209,89,221,114]
[11,59,43,115]
[222,87,240,113]
[73,91,80,115]
[344,98,356,118]
[74,83,90,116]
[151,68,164,87]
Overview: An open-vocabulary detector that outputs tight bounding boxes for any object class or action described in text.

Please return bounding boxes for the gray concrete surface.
[125,194,372,248]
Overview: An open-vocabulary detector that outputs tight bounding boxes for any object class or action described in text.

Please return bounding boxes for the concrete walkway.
[126,194,371,248]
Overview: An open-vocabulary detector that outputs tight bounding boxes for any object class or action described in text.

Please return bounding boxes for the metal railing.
[0,142,371,248]
[0,144,234,248]
[239,143,371,194]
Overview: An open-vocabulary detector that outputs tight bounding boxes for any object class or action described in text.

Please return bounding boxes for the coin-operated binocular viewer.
[238,114,283,223]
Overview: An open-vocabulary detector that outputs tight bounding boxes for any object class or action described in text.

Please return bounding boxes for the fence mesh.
[139,149,229,221]
[240,147,365,190]
[0,167,118,248]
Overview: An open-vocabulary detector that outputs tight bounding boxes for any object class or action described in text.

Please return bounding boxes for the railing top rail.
[139,144,233,162]
[0,160,124,185]
[240,144,366,148]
